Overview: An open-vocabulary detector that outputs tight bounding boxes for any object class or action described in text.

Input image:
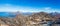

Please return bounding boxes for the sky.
[0,0,60,12]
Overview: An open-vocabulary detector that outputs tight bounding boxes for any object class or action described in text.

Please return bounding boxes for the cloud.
[41,7,60,13]
[44,7,51,10]
[0,4,59,12]
[0,4,40,12]
[0,4,19,12]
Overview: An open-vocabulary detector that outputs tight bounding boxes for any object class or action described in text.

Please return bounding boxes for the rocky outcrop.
[0,12,59,26]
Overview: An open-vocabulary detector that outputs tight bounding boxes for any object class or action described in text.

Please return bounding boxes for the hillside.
[0,12,60,26]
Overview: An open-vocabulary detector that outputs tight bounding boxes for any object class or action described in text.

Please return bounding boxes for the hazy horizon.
[0,0,60,13]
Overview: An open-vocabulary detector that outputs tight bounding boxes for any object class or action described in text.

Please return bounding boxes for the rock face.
[0,12,59,26]
[25,12,53,26]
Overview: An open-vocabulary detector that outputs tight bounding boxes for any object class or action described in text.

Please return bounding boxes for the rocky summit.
[0,12,60,26]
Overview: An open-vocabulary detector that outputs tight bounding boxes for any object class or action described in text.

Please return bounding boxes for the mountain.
[28,12,53,23]
[49,12,60,16]
[0,12,32,18]
[49,12,60,23]
[21,12,32,15]
[0,12,60,26]
[49,12,60,19]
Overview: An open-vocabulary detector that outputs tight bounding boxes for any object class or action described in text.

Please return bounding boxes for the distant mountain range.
[0,12,60,18]
[49,12,60,16]
[0,12,32,18]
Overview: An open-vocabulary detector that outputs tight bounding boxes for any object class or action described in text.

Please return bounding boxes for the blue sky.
[0,0,60,12]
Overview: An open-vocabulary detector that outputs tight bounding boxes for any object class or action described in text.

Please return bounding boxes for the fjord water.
[0,12,32,18]
[0,12,16,18]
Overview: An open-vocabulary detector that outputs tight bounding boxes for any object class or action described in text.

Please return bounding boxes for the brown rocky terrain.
[0,12,59,26]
